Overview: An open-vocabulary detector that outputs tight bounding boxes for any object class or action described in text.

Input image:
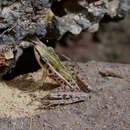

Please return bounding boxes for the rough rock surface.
[0,61,129,130]
[0,0,129,79]
[0,0,128,45]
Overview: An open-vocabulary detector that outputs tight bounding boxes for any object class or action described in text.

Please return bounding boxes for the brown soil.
[0,61,130,130]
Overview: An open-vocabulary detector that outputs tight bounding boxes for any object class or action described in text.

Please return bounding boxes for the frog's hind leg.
[38,92,89,109]
[64,62,91,92]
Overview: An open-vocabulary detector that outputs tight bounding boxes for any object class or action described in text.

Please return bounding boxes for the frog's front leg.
[37,65,48,88]
[38,92,89,109]
[27,65,48,92]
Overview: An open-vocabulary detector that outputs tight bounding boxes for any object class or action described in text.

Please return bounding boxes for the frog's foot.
[37,92,89,109]
[26,80,45,92]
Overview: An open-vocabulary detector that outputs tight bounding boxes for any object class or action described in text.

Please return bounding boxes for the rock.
[0,0,128,45]
[0,0,129,78]
[0,61,129,130]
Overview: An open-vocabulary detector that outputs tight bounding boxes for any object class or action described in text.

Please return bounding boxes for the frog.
[30,37,91,108]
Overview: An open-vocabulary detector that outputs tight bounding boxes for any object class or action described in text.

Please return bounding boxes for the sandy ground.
[0,61,129,130]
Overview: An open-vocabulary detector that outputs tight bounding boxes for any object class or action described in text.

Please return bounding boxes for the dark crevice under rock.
[3,47,40,80]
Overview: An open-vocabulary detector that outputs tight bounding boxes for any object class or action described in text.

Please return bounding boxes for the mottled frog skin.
[30,37,90,108]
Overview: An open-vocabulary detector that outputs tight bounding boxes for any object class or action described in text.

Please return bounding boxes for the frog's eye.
[40,58,46,64]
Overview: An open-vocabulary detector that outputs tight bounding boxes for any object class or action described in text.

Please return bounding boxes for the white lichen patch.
[0,69,56,119]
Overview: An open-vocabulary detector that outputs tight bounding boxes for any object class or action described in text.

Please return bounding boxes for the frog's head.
[33,43,49,68]
[30,36,48,59]
[34,43,48,57]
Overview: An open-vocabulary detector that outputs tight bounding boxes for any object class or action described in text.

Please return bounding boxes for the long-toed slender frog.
[30,37,90,107]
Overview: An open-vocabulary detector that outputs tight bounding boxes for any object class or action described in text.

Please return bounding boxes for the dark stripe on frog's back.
[47,49,73,81]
